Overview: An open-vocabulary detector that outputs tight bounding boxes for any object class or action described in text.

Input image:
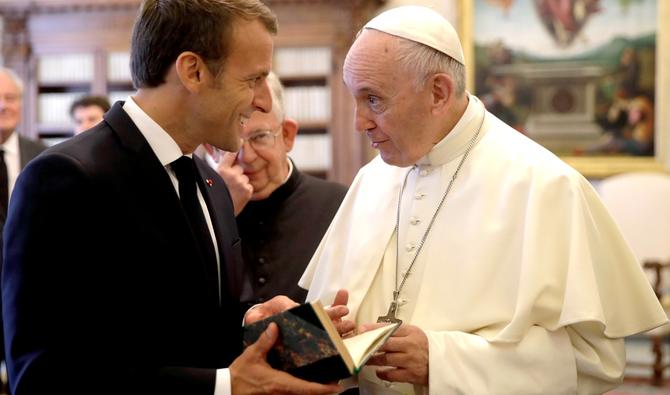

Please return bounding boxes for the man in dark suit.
[210,72,347,307]
[0,67,47,219]
[1,1,344,395]
[0,67,46,394]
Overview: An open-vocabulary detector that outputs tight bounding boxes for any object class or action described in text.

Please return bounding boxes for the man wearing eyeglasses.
[209,72,347,308]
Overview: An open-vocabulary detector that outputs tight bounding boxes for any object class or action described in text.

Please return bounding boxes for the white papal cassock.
[299,94,668,395]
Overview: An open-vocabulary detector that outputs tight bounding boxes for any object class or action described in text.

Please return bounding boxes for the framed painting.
[458,0,669,178]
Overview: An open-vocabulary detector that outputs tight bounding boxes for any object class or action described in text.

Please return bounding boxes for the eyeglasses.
[241,128,281,151]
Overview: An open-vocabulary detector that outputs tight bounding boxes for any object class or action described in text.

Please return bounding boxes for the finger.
[334,319,356,336]
[365,352,386,367]
[379,336,407,353]
[332,289,348,307]
[326,305,349,321]
[359,322,388,333]
[366,351,405,368]
[249,322,278,358]
[376,367,409,383]
[220,151,238,167]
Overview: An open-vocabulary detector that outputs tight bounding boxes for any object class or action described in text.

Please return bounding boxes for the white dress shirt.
[122,97,231,395]
[2,130,22,201]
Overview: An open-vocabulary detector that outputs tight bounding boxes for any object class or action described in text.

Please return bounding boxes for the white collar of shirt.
[417,93,484,167]
[3,131,21,196]
[122,96,187,165]
[284,157,294,183]
[2,130,19,157]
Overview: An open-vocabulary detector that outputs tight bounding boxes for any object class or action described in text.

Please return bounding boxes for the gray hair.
[266,71,285,121]
[0,67,24,96]
[394,37,465,96]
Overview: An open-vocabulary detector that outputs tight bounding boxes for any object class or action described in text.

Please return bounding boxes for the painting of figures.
[473,0,657,156]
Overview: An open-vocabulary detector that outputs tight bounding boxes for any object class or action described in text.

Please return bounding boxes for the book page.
[342,323,399,370]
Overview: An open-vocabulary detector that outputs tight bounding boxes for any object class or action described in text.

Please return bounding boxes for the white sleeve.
[213,368,231,395]
[424,323,624,395]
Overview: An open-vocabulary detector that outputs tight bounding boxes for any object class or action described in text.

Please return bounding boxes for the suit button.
[257,277,267,285]
[258,257,266,264]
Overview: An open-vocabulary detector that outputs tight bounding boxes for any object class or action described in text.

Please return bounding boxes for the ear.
[429,73,455,116]
[280,117,299,152]
[175,51,207,93]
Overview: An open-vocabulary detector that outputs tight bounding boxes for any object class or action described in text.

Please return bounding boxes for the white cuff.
[213,368,231,395]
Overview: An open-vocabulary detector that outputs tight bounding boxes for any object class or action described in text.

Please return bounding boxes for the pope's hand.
[215,151,252,215]
[243,295,298,325]
[360,323,429,385]
[230,323,342,394]
[326,289,355,337]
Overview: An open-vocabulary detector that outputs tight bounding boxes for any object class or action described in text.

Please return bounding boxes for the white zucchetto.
[364,5,465,65]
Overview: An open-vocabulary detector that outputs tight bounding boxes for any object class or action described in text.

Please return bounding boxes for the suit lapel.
[103,103,221,306]
[194,158,242,301]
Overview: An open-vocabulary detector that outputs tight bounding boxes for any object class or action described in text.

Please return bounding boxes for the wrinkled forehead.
[344,30,402,89]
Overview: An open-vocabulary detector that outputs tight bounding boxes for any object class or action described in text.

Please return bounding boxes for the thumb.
[220,151,238,167]
[332,289,349,307]
[251,322,278,358]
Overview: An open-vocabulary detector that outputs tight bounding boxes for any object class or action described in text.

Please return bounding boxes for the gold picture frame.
[458,0,669,179]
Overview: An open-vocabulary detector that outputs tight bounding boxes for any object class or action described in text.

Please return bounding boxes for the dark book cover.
[243,302,352,383]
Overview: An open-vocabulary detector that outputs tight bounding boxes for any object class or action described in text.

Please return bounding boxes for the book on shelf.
[275,47,331,77]
[243,301,400,383]
[291,134,331,171]
[38,53,94,83]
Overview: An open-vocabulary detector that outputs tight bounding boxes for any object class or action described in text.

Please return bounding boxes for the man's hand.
[215,151,253,215]
[244,295,298,325]
[326,289,355,337]
[230,323,342,394]
[360,323,429,385]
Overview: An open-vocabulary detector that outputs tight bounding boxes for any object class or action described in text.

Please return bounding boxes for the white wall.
[381,0,457,25]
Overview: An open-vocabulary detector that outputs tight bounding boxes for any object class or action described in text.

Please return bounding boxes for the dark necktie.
[171,156,219,299]
[0,148,8,217]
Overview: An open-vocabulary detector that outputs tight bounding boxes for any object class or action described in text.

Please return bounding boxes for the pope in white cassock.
[298,5,668,395]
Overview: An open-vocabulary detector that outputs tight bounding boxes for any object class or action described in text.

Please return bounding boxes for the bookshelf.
[275,46,332,176]
[1,0,385,184]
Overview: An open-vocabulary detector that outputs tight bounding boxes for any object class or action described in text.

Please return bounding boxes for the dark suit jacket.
[17,136,46,170]
[237,166,347,305]
[0,134,46,369]
[2,103,243,395]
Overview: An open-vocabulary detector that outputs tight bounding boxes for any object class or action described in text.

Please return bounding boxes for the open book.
[243,301,400,383]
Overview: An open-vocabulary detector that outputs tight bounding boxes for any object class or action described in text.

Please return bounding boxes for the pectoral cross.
[377,292,403,324]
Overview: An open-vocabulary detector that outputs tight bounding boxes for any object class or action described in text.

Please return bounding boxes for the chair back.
[598,172,670,264]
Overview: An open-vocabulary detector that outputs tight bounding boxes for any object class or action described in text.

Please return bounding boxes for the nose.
[354,104,376,133]
[252,78,272,113]
[237,140,258,164]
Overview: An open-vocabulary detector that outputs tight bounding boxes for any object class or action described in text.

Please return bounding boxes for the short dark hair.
[69,95,111,117]
[130,0,277,89]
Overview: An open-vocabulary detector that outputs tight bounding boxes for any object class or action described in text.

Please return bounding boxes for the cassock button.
[257,277,267,285]
[258,257,266,264]
[414,192,426,200]
[410,217,421,225]
[405,243,416,252]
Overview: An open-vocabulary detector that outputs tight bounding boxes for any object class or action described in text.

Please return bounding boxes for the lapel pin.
[206,178,214,187]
